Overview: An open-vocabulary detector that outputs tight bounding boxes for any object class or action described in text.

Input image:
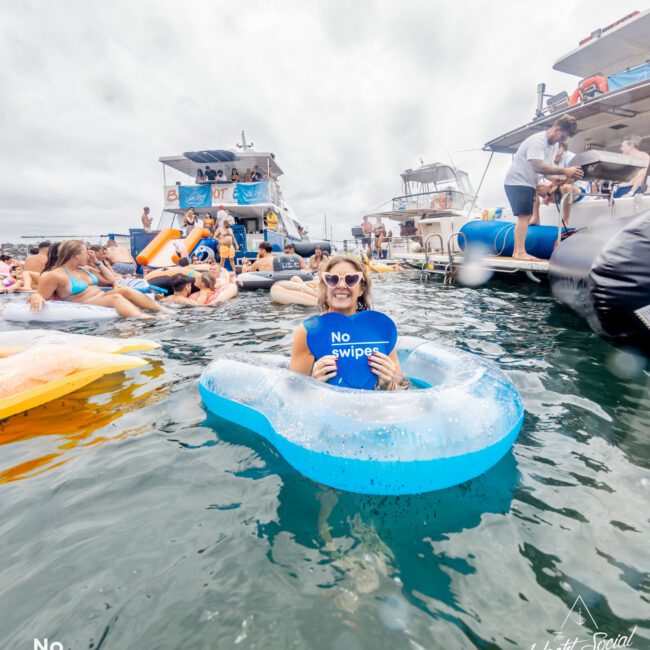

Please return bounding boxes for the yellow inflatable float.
[0,331,158,420]
[358,252,403,273]
[0,329,159,357]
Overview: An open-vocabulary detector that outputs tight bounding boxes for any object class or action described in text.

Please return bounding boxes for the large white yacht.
[392,10,650,280]
[364,162,483,258]
[157,132,323,256]
[484,8,650,229]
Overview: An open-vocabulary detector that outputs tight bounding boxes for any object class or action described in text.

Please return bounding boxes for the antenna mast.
[236,130,254,151]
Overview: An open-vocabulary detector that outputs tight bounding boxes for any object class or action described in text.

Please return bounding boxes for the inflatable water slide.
[136,227,212,268]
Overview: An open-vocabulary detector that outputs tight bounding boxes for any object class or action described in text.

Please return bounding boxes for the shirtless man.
[242,242,274,272]
[104,240,137,276]
[141,207,153,231]
[284,243,307,269]
[23,241,50,273]
[616,135,649,197]
[360,216,373,252]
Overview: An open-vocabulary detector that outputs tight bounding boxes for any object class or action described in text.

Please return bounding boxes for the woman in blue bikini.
[28,240,167,318]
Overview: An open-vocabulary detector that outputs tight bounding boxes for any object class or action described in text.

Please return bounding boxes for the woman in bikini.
[28,240,168,318]
[190,271,237,306]
[308,247,328,274]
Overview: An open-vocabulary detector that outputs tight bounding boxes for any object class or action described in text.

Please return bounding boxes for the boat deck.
[399,252,550,275]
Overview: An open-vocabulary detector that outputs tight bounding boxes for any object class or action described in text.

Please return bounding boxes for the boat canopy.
[484,79,650,154]
[400,163,475,196]
[159,150,283,177]
[553,10,650,77]
[184,150,237,164]
[364,162,478,222]
[401,163,459,184]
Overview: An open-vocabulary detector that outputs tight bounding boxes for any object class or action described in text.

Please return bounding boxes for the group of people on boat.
[359,215,391,259]
[180,207,240,273]
[504,114,649,261]
[195,165,271,185]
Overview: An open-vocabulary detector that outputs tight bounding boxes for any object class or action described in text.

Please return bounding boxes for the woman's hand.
[311,355,338,382]
[87,250,99,265]
[28,293,45,313]
[368,351,398,389]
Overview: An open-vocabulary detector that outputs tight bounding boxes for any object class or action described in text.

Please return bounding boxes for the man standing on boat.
[360,216,373,253]
[503,114,583,261]
[141,207,152,232]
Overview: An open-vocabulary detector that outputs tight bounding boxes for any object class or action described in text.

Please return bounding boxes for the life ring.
[568,75,608,106]
[199,337,524,495]
[270,280,318,306]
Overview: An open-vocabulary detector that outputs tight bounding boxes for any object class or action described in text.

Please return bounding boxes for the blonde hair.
[622,134,642,149]
[56,240,86,267]
[199,271,216,290]
[317,255,372,313]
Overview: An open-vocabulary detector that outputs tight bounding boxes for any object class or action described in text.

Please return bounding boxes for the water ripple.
[1,274,649,649]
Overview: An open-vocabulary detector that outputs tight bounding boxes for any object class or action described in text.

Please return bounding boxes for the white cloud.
[0,0,641,242]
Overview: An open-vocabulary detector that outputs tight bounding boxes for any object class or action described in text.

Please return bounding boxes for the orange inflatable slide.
[136,227,210,268]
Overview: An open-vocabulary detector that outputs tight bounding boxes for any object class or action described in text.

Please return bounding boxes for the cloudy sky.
[0,0,642,243]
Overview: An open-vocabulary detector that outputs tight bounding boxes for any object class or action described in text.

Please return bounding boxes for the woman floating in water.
[290,255,407,390]
[191,271,238,305]
[28,240,168,318]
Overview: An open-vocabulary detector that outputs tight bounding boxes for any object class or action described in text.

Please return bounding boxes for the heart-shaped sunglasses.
[323,272,363,289]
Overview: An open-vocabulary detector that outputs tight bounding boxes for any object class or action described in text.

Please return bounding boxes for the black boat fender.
[549,211,650,355]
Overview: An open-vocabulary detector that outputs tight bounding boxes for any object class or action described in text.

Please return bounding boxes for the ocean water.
[1,273,648,650]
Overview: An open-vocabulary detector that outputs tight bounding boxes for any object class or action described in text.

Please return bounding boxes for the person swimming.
[28,240,168,318]
[290,255,408,390]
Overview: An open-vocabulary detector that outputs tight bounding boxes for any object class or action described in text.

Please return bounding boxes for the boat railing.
[392,190,471,212]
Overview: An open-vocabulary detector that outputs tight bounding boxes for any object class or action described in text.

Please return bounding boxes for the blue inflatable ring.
[199,337,524,495]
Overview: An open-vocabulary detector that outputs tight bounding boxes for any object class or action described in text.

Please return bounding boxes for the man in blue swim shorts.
[504,115,583,260]
[105,240,137,276]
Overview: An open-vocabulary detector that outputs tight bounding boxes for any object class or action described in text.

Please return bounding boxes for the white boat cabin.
[484,9,650,228]
[159,138,307,252]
